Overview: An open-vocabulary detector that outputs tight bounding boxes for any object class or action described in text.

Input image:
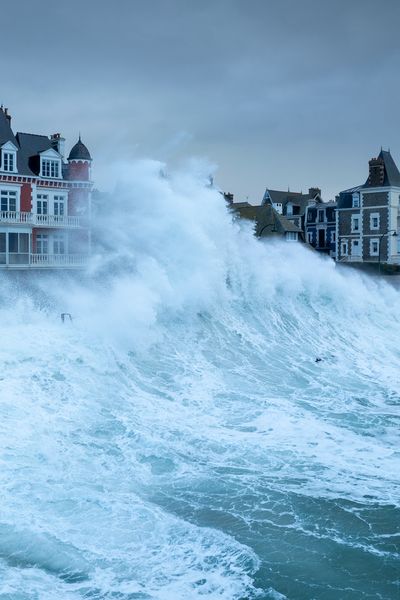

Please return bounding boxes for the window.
[352,192,360,208]
[318,210,324,223]
[341,241,348,256]
[41,159,60,178]
[36,234,49,255]
[307,231,313,244]
[307,211,313,222]
[54,195,65,217]
[37,194,48,215]
[370,239,379,256]
[9,232,29,253]
[1,189,17,212]
[3,152,15,172]
[286,231,298,242]
[351,239,361,257]
[53,234,65,254]
[330,231,336,243]
[1,144,17,173]
[286,203,293,216]
[370,213,380,230]
[7,232,29,264]
[351,215,360,232]
[0,232,6,263]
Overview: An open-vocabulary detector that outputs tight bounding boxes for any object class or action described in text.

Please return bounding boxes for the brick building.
[0,107,92,268]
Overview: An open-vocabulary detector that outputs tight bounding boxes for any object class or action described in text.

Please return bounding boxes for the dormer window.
[41,159,60,178]
[1,141,18,173]
[3,152,15,172]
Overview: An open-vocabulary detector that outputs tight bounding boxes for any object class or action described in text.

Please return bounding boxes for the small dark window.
[9,233,18,252]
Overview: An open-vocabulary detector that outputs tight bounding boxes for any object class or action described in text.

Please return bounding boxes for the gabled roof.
[263,188,322,216]
[230,202,302,237]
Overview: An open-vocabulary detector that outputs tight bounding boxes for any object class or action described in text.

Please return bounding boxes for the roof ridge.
[16,132,49,138]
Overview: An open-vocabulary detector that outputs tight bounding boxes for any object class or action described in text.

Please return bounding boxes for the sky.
[2,0,400,203]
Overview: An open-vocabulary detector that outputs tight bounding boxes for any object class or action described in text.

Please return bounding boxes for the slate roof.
[15,132,53,176]
[230,202,303,238]
[0,107,92,177]
[263,188,321,216]
[68,137,92,161]
[339,150,400,202]
[364,150,400,187]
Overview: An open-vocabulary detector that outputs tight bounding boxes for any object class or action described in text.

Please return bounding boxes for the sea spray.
[0,160,398,599]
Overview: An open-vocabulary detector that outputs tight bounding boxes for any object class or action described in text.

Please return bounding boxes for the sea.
[0,161,398,599]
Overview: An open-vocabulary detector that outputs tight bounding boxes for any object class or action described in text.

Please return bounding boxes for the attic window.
[1,149,17,173]
[3,152,15,172]
[41,159,60,178]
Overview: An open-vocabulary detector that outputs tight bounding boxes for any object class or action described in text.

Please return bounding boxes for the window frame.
[370,238,379,256]
[351,214,360,233]
[352,192,360,208]
[370,212,380,231]
[40,158,61,179]
[0,142,18,173]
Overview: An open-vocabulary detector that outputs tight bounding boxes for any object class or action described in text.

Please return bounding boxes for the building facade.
[336,150,400,266]
[226,196,304,242]
[262,187,323,233]
[305,201,337,258]
[0,107,92,269]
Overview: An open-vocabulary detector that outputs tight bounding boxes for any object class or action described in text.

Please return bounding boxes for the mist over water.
[0,161,399,599]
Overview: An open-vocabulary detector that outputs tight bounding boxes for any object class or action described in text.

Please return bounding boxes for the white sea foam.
[0,160,398,598]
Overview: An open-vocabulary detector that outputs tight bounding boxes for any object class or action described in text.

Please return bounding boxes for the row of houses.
[228,149,400,269]
[1,106,399,271]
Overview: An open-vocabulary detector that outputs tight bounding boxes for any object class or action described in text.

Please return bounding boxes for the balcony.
[0,253,89,268]
[0,211,84,228]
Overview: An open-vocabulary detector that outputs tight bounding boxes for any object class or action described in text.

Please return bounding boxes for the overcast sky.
[2,0,400,202]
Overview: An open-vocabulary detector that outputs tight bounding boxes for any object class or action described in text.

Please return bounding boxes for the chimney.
[50,133,65,159]
[308,187,321,198]
[3,107,11,124]
[368,157,385,186]
[223,192,234,204]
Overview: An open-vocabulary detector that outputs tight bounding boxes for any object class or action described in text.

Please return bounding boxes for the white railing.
[33,214,82,227]
[0,210,31,223]
[0,211,83,228]
[30,254,88,266]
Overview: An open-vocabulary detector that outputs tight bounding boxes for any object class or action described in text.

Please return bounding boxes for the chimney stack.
[3,107,11,123]
[368,157,385,186]
[50,133,65,159]
[308,187,321,198]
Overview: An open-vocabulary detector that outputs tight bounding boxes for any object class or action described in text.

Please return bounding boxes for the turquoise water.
[0,165,398,598]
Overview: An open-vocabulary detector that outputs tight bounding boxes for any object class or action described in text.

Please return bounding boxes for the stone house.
[262,187,322,233]
[305,200,337,258]
[336,150,400,266]
[228,199,304,242]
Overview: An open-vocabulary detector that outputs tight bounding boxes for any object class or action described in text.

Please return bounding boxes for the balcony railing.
[0,211,84,228]
[0,253,88,268]
[30,254,88,267]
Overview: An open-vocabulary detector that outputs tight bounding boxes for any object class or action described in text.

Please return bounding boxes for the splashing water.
[0,161,398,599]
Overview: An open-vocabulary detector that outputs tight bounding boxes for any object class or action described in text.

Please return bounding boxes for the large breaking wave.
[0,161,398,599]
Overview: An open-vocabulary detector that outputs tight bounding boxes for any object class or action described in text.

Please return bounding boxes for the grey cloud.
[1,0,400,201]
